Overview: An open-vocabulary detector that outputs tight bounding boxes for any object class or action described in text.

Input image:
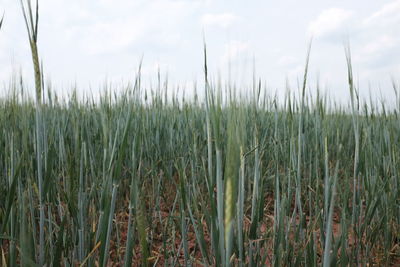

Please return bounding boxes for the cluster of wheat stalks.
[0,1,399,266]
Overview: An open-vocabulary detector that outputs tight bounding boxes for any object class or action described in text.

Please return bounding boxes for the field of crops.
[1,64,400,266]
[1,2,400,267]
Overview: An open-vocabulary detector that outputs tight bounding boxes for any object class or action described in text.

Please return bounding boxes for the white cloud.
[80,19,145,55]
[352,1,400,70]
[201,13,238,28]
[288,65,304,79]
[55,0,202,55]
[221,40,249,63]
[361,35,397,55]
[308,8,352,38]
[363,0,400,26]
[278,55,298,67]
[355,35,399,70]
[1,0,399,103]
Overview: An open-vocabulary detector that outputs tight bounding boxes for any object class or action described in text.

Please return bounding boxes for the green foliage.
[0,3,399,266]
[1,75,399,265]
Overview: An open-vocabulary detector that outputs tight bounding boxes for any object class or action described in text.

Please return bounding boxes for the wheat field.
[0,1,399,266]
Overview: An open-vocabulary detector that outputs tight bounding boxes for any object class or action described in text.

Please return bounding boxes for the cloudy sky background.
[0,0,399,103]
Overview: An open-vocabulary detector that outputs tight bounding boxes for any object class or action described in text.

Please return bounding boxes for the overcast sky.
[0,0,399,103]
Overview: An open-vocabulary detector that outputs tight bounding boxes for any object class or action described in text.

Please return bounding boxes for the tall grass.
[0,2,399,266]
[0,14,4,31]
[1,65,400,267]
